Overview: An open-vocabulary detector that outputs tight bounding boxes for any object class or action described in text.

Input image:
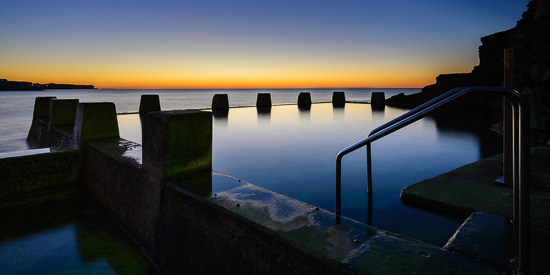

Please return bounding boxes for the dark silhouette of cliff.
[387,0,550,144]
[0,78,95,91]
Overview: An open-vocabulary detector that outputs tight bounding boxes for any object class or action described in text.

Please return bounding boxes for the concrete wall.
[157,184,341,274]
[0,149,81,201]
[81,139,161,254]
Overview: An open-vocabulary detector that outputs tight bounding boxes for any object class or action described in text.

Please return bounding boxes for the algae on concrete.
[401,146,550,274]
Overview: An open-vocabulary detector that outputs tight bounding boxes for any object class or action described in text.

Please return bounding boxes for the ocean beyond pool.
[0,88,420,153]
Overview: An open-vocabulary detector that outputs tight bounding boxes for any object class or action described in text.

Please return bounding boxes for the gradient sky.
[0,0,530,89]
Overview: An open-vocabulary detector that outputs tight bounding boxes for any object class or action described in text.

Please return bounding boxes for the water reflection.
[117,103,502,246]
[257,108,271,124]
[0,189,155,274]
[298,107,311,124]
[213,109,229,129]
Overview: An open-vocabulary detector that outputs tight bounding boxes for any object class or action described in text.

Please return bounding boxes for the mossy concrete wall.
[0,149,81,201]
[156,183,343,274]
[142,110,212,180]
[81,139,160,254]
[27,98,79,148]
[49,99,79,128]
[32,96,56,119]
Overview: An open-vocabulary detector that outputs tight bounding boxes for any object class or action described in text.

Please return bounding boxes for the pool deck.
[170,172,502,274]
[401,145,550,273]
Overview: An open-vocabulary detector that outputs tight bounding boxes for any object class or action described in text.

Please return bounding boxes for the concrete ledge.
[444,212,512,268]
[400,153,512,218]
[164,172,500,274]
[0,148,81,201]
[159,175,345,274]
[401,146,550,274]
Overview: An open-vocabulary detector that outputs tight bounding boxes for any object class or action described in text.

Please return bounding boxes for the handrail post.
[336,156,342,224]
[366,143,373,193]
[336,86,529,273]
[518,96,530,273]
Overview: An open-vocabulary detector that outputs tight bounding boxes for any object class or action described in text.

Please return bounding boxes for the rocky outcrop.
[388,0,550,143]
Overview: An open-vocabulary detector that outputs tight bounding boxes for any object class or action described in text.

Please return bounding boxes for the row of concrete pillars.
[28,97,120,148]
[28,90,387,147]
[139,91,387,114]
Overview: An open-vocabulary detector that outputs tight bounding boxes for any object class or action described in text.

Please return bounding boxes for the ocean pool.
[118,102,503,246]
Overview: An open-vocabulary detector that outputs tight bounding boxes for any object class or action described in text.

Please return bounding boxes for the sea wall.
[0,148,81,201]
[75,107,343,273]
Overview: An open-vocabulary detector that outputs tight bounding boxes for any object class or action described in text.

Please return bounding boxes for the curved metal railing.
[335,86,530,272]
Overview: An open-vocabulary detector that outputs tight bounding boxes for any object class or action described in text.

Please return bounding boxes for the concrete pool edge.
[10,95,507,273]
[401,146,550,273]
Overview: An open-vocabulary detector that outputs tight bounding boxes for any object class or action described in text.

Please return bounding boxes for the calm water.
[0,88,501,257]
[0,189,156,274]
[0,88,418,153]
[117,102,502,246]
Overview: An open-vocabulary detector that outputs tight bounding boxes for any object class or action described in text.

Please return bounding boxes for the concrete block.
[72,103,120,148]
[142,110,212,180]
[49,99,79,127]
[297,92,312,109]
[32,96,57,119]
[332,91,345,107]
[371,92,386,109]
[212,94,229,110]
[256,93,272,108]
[139,94,161,114]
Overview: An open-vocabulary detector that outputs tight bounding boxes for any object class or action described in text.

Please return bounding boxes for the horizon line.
[97,86,424,90]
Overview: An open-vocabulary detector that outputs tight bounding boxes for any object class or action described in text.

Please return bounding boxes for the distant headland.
[0,78,95,91]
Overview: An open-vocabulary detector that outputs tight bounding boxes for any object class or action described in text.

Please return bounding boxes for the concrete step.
[444,212,513,269]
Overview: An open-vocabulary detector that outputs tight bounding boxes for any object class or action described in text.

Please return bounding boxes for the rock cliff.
[388,0,550,144]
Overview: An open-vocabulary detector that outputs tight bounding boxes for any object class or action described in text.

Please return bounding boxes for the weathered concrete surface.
[72,103,120,148]
[81,138,160,255]
[332,91,346,107]
[31,96,56,119]
[165,172,501,274]
[139,94,161,114]
[401,146,550,274]
[346,232,502,274]
[27,118,74,148]
[0,148,81,201]
[49,99,79,128]
[298,92,312,109]
[160,175,345,274]
[444,212,512,268]
[142,110,212,180]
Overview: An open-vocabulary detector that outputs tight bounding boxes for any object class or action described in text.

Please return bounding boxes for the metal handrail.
[335,86,530,273]
[364,87,467,192]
